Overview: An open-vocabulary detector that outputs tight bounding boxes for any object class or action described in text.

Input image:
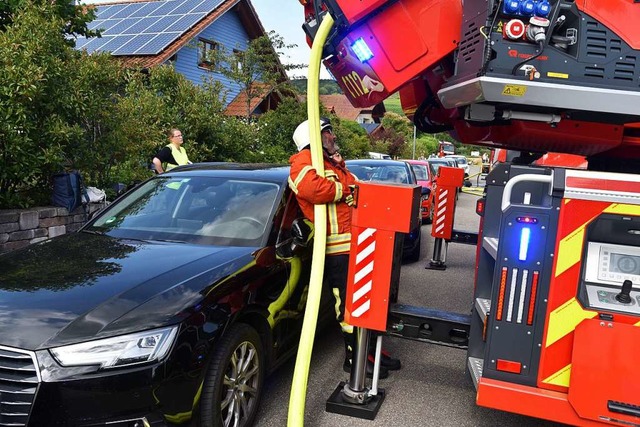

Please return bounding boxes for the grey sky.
[80,0,331,79]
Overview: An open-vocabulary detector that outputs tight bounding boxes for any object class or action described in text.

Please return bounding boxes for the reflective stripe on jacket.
[165,144,190,171]
[288,150,356,255]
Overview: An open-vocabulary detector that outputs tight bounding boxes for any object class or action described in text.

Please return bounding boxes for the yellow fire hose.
[287,12,335,427]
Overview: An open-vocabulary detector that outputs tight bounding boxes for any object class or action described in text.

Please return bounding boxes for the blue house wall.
[172,10,249,107]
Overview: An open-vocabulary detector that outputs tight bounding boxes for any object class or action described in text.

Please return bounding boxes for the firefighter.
[289,118,401,378]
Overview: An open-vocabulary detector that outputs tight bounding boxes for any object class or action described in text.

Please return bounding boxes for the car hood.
[0,232,255,350]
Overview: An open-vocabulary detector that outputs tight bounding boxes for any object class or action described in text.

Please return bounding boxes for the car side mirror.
[276,218,315,260]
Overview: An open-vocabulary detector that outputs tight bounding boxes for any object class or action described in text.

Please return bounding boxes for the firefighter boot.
[368,336,401,371]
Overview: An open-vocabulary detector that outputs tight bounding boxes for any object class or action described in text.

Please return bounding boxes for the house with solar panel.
[75,0,287,116]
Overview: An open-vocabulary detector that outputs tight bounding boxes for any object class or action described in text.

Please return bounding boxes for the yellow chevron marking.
[603,204,640,216]
[555,226,586,277]
[635,320,640,327]
[542,364,571,387]
[546,298,597,347]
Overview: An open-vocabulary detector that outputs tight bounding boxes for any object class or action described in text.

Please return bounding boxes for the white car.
[445,155,470,177]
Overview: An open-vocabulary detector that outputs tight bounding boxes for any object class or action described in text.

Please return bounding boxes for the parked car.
[345,159,422,262]
[427,157,459,181]
[368,151,391,160]
[403,159,433,224]
[445,154,470,178]
[0,163,335,427]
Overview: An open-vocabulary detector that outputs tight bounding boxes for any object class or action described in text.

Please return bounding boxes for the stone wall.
[0,203,108,254]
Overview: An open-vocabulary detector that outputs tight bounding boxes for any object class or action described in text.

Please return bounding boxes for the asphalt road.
[254,165,563,427]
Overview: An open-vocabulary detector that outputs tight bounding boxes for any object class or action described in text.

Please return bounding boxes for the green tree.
[0,3,82,207]
[256,98,308,163]
[332,119,370,160]
[211,31,301,119]
[0,0,98,39]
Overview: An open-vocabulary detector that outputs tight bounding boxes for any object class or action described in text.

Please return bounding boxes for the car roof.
[346,159,410,166]
[402,159,430,166]
[165,162,290,182]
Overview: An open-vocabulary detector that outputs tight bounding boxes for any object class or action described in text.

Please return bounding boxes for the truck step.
[482,237,499,260]
[468,357,484,390]
[474,298,491,323]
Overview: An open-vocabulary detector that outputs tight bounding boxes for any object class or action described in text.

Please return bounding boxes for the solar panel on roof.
[149,0,182,16]
[96,19,124,33]
[130,2,163,18]
[191,0,225,14]
[111,33,157,55]
[124,17,160,34]
[98,35,134,53]
[142,16,176,34]
[108,18,141,34]
[133,32,181,55]
[166,13,205,33]
[74,37,91,49]
[169,0,198,16]
[81,0,223,57]
[83,35,114,54]
[97,4,127,20]
[111,3,145,20]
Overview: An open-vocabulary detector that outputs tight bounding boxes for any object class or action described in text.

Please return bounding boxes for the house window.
[233,49,244,72]
[198,38,218,69]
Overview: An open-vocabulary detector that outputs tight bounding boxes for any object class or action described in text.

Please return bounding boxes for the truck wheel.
[200,323,265,427]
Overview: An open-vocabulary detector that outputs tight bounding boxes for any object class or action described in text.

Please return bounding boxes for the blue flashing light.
[519,227,531,261]
[352,38,374,63]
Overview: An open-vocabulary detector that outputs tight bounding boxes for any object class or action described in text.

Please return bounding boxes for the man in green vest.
[152,128,192,174]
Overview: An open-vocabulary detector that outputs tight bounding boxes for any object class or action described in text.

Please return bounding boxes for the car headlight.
[50,326,178,369]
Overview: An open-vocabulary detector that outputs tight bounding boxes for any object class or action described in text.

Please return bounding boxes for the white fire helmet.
[292,118,333,151]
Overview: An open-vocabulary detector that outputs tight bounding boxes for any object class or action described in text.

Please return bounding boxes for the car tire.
[200,323,265,427]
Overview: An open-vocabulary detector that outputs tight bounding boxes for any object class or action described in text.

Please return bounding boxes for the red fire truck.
[296,1,640,425]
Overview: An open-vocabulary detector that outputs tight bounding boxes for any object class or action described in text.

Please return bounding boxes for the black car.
[0,163,333,427]
[345,159,422,262]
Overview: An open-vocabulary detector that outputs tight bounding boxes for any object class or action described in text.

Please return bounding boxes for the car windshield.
[428,160,450,175]
[348,164,411,184]
[410,164,429,181]
[454,158,467,165]
[87,176,281,247]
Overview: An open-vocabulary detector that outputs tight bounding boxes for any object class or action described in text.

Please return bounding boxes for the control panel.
[583,242,640,314]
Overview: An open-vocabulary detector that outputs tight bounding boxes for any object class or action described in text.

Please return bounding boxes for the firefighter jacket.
[288,149,356,256]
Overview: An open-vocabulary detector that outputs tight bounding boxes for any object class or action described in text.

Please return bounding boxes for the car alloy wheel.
[201,323,264,427]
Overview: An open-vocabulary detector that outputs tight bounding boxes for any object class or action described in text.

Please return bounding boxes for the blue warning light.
[352,38,374,62]
[519,227,531,261]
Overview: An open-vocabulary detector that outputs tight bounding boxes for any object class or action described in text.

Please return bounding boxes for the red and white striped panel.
[433,188,449,237]
[351,227,376,318]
